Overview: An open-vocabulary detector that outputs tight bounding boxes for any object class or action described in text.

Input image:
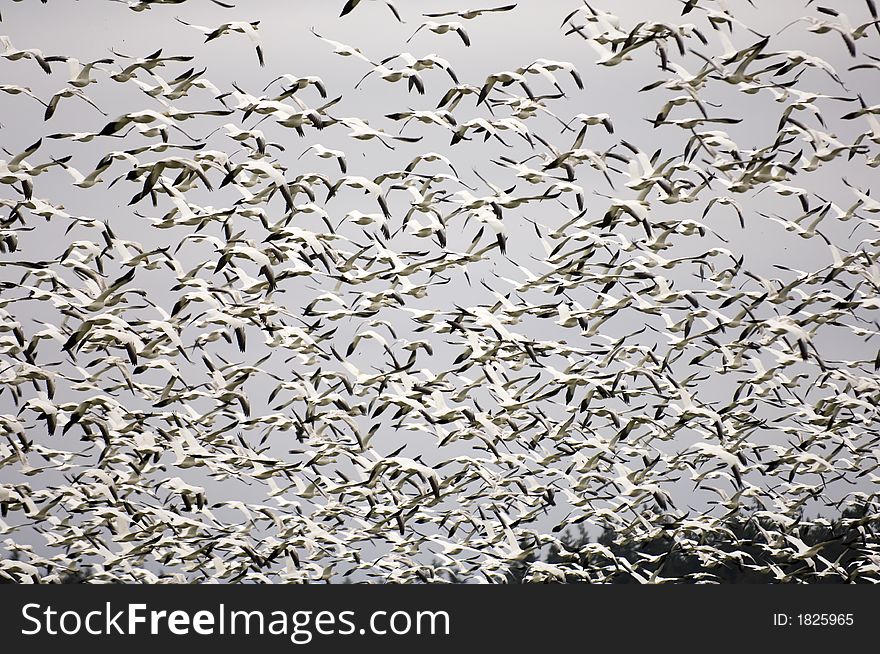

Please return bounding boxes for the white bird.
[340,0,402,22]
[408,21,471,47]
[176,18,265,66]
[298,144,347,173]
[423,4,517,20]
[311,29,373,63]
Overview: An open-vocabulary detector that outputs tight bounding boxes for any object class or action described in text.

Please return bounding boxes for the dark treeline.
[520,504,876,583]
[428,503,878,584]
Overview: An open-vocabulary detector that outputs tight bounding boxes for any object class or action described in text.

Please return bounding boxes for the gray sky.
[1,0,879,583]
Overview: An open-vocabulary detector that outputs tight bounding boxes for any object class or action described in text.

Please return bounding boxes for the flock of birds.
[0,0,879,584]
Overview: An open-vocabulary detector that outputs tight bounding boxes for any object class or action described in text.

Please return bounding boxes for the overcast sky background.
[1,0,878,581]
